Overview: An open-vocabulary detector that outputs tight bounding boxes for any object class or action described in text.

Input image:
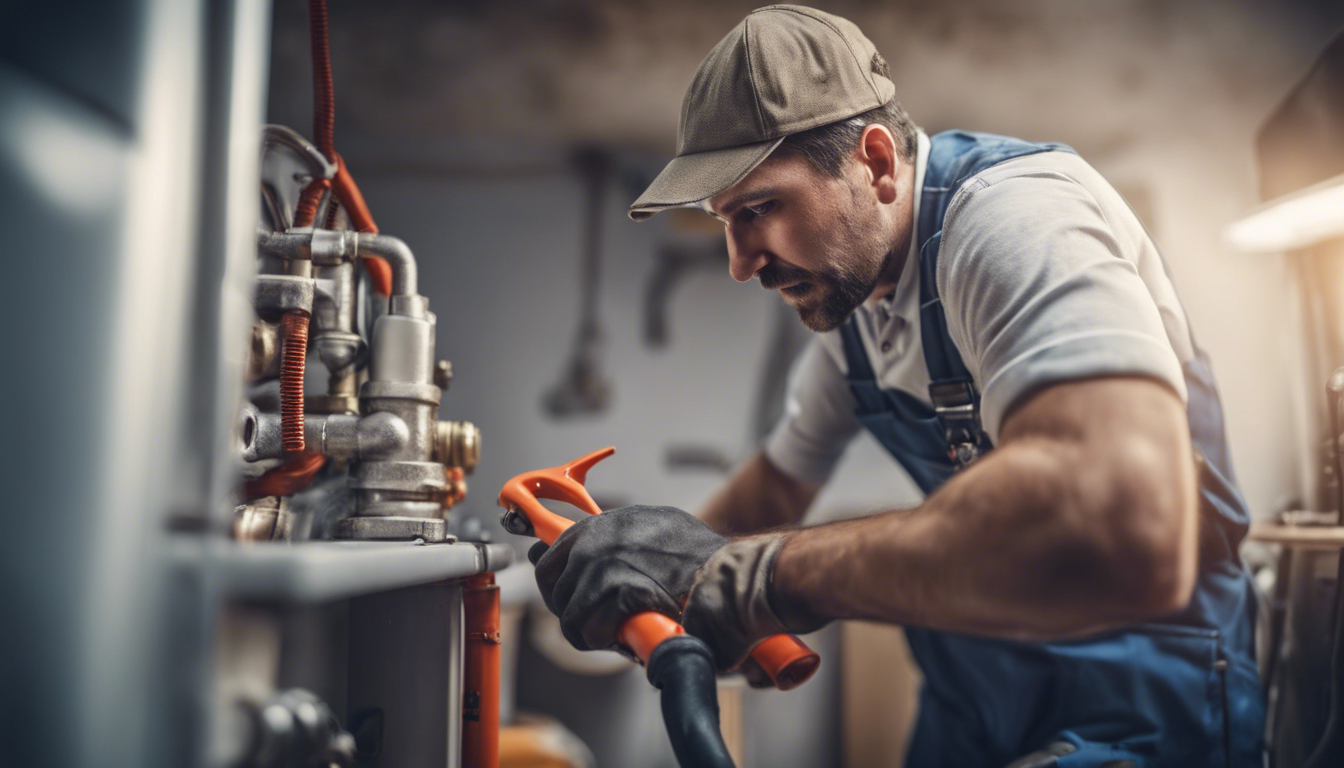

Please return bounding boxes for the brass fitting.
[435,420,480,474]
[247,320,280,381]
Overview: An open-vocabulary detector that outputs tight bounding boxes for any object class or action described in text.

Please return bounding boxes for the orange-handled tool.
[498,446,820,690]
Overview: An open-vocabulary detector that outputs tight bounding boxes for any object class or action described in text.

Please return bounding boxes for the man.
[531,6,1264,766]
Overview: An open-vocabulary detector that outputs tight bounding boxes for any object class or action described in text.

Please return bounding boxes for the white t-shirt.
[764,131,1195,486]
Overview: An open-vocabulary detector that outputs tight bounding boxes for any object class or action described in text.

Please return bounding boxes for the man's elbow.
[1097,477,1200,620]
[1048,453,1200,623]
[1037,516,1196,627]
[1120,528,1198,618]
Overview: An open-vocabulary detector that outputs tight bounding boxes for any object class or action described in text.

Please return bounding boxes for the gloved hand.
[529,505,728,653]
[681,535,829,677]
[530,504,830,683]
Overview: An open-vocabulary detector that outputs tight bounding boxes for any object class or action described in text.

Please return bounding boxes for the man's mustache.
[758,262,814,289]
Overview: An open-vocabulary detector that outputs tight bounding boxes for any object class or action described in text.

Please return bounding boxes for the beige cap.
[629,5,895,221]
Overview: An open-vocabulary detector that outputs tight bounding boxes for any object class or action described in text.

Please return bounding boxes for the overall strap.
[839,314,876,380]
[917,231,989,468]
[916,131,1075,469]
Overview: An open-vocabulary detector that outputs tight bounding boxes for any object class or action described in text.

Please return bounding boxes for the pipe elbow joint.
[356,411,410,460]
[356,233,418,298]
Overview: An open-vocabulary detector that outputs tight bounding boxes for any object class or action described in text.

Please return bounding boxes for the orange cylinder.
[462,573,500,768]
[750,634,820,691]
[617,611,686,664]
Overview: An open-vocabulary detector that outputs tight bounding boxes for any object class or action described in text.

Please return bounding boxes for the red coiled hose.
[292,178,329,229]
[288,0,335,233]
[279,311,311,453]
[308,0,335,161]
[306,0,392,295]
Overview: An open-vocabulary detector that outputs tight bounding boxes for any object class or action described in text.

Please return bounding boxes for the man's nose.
[726,229,769,283]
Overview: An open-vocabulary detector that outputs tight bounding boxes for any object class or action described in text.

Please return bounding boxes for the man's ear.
[857,124,898,205]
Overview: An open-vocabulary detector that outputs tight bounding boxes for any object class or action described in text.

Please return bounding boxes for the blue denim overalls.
[838,131,1265,767]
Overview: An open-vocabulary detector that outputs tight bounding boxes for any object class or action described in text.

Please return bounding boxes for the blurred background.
[5,1,1344,766]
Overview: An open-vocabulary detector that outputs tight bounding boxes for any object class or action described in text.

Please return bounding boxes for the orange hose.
[244,0,350,506]
[332,153,376,233]
[462,573,501,768]
[332,153,393,296]
[244,452,327,500]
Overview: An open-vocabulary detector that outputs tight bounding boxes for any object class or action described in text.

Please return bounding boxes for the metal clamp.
[262,124,337,181]
[254,275,315,315]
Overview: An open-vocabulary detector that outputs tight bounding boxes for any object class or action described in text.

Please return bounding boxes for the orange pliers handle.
[498,446,820,690]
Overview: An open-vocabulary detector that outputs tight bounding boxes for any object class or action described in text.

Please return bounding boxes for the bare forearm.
[698,451,818,535]
[771,379,1199,640]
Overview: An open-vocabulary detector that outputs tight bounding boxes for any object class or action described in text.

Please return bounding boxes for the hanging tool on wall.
[543,147,614,418]
[497,447,821,768]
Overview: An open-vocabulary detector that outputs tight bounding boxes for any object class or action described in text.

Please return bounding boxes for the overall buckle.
[929,381,988,470]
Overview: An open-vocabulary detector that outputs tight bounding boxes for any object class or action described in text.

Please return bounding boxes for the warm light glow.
[1225,172,1344,253]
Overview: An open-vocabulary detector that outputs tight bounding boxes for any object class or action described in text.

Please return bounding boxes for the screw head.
[434,360,454,391]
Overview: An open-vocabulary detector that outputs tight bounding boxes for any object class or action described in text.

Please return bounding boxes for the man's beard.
[760,246,897,332]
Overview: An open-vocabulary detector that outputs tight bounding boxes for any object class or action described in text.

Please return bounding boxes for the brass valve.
[435,420,480,474]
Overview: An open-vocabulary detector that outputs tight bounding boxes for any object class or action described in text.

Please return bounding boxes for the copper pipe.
[462,573,501,768]
[279,311,311,453]
[243,452,326,500]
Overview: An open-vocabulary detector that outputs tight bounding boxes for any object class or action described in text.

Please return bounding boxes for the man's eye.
[743,201,776,220]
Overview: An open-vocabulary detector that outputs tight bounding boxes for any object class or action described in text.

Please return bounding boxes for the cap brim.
[628,136,785,221]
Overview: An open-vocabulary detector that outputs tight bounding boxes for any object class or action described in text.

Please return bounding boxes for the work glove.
[529,505,728,654]
[681,535,829,678]
[530,505,829,683]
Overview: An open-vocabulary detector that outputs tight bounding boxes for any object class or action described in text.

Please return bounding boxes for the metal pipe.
[257,228,416,300]
[356,233,417,297]
[257,229,417,299]
[243,411,408,462]
[257,229,314,260]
